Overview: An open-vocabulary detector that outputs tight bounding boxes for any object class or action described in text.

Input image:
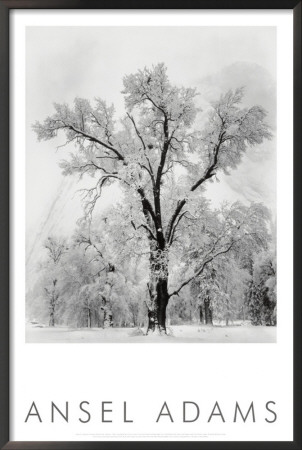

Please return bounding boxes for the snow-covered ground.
[26,323,276,343]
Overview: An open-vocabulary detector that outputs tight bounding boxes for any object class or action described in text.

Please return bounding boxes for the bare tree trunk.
[131,309,137,327]
[87,308,91,328]
[145,228,169,334]
[100,293,113,328]
[49,310,55,327]
[147,308,158,333]
[157,278,169,332]
[204,298,213,325]
[147,277,169,334]
[199,305,204,324]
[103,306,113,328]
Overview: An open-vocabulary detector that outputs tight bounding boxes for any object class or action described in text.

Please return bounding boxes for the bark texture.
[147,277,169,334]
[87,308,91,328]
[199,305,204,324]
[103,306,113,328]
[49,311,55,327]
[204,298,213,325]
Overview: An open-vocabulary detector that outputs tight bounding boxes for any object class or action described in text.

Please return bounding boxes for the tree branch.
[137,224,157,241]
[166,129,226,241]
[70,161,117,175]
[168,241,236,299]
[190,130,225,192]
[165,199,187,243]
[58,121,125,161]
[137,187,157,226]
[79,174,123,217]
[126,113,146,150]
[90,111,114,146]
[168,211,187,245]
[126,113,156,186]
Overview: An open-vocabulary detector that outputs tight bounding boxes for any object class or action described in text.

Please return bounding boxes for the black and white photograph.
[6,9,296,444]
[25,25,277,344]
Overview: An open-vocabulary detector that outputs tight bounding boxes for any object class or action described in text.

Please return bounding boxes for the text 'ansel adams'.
[25,401,277,424]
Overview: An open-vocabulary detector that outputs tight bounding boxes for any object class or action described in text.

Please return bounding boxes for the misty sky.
[26,26,276,244]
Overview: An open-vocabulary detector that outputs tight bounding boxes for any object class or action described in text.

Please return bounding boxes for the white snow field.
[26,323,276,343]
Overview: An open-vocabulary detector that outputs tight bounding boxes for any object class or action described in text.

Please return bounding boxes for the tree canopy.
[32,63,273,333]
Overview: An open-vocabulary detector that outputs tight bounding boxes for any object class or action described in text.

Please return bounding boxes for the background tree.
[200,257,249,325]
[63,216,149,328]
[42,236,67,326]
[33,63,272,334]
[171,200,270,322]
[247,247,276,325]
[61,221,120,328]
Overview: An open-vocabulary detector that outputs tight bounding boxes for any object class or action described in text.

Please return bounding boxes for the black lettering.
[156,402,174,422]
[265,401,277,423]
[208,401,225,422]
[79,401,90,423]
[124,401,133,423]
[102,401,113,422]
[234,402,255,422]
[51,402,68,423]
[183,402,200,422]
[25,401,42,423]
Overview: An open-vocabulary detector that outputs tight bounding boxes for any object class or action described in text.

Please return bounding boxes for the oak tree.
[33,63,272,333]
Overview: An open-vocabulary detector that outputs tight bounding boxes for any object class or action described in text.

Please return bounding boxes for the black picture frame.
[0,1,301,449]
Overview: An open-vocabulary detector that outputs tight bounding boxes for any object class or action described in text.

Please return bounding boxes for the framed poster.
[0,2,301,449]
